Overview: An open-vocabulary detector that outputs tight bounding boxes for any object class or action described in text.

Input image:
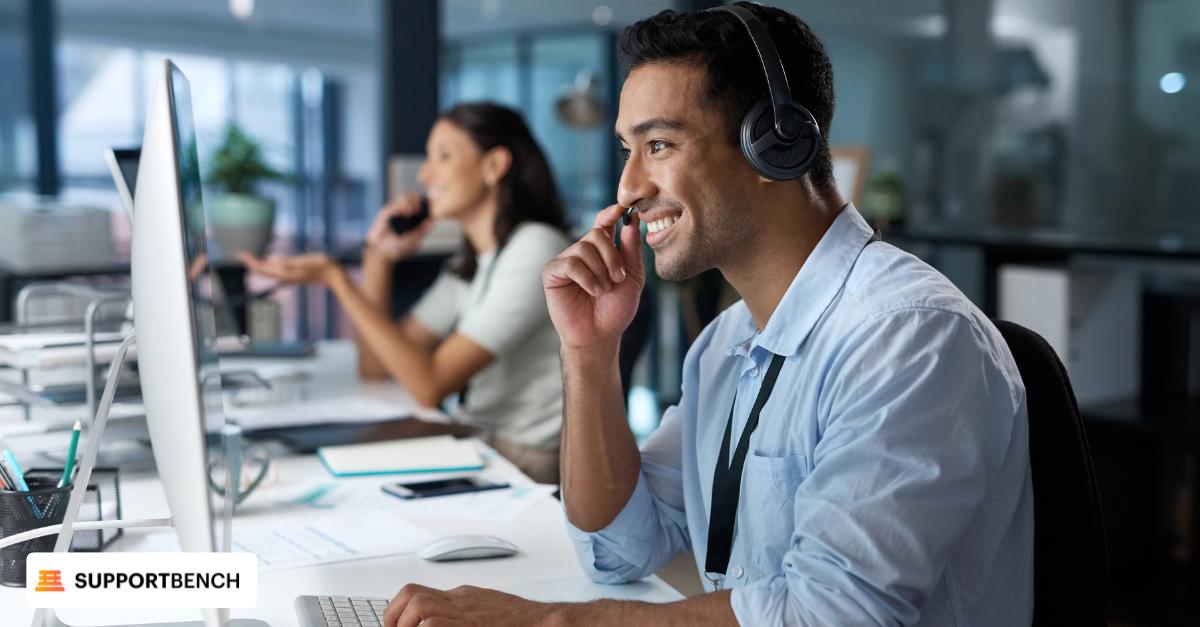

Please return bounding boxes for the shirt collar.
[726,203,875,358]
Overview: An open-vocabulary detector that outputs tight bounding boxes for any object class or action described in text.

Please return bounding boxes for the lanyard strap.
[704,352,787,581]
[702,226,879,584]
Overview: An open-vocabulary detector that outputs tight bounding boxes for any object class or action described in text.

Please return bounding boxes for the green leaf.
[204,123,290,195]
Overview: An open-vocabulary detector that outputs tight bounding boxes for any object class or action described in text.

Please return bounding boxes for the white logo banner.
[26,552,257,609]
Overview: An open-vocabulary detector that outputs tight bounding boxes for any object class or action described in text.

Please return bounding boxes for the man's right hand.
[543,204,644,352]
[365,193,435,264]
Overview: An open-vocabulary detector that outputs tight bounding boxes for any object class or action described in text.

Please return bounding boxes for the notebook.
[316,435,484,477]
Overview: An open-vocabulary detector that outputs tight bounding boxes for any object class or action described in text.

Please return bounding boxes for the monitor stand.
[29,334,272,627]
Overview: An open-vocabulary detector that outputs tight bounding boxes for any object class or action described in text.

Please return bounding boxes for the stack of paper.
[0,332,128,369]
[224,396,413,431]
[317,435,483,477]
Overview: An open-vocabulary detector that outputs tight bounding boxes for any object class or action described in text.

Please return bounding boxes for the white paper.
[123,512,437,571]
[223,396,414,430]
[0,332,130,369]
[0,332,127,352]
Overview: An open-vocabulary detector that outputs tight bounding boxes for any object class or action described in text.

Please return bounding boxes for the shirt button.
[732,565,744,578]
[749,368,759,378]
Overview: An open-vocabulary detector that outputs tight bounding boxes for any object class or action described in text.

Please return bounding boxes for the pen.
[1,449,42,519]
[0,456,14,490]
[59,420,82,488]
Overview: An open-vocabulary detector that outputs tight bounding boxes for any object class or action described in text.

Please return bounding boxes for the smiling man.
[384,3,1033,626]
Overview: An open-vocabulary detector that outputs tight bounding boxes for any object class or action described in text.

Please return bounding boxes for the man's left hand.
[382,584,562,627]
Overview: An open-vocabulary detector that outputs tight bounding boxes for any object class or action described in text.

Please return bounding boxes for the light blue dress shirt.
[568,204,1034,626]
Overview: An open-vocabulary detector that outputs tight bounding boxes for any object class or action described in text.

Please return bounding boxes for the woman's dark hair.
[441,102,568,280]
[617,2,837,195]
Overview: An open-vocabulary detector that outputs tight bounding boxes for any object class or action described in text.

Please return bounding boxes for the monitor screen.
[114,148,140,197]
[168,66,227,437]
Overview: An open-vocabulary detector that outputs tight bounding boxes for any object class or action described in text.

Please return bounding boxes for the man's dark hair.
[618,2,836,195]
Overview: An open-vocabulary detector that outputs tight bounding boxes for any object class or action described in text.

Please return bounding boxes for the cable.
[0,516,172,550]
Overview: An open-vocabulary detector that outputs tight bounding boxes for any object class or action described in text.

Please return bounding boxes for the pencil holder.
[0,467,122,587]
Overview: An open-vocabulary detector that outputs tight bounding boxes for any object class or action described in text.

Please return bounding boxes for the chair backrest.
[993,319,1109,626]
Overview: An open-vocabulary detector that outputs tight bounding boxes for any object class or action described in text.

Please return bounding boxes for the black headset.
[710,5,822,181]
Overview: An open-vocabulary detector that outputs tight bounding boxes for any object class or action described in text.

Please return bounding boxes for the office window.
[440,0,673,228]
[529,33,612,226]
[0,0,33,193]
[57,43,141,181]
[772,0,1200,237]
[50,0,382,340]
[441,41,522,109]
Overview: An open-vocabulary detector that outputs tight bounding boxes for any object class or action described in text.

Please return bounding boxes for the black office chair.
[993,320,1109,626]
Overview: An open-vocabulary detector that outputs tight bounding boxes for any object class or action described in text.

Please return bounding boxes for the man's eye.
[618,147,631,162]
[649,140,668,154]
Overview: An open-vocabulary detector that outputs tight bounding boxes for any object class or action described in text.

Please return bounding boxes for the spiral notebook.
[316,435,484,477]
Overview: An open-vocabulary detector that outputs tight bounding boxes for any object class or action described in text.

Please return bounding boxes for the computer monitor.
[130,60,230,627]
[105,146,140,218]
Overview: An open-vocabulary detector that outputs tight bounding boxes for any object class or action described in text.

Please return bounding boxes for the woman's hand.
[238,252,340,285]
[365,193,435,264]
[542,204,644,353]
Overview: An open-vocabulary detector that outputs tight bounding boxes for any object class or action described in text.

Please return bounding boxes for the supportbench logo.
[26,553,256,609]
[35,570,65,592]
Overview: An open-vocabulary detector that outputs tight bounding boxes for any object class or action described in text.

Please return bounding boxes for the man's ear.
[483,146,513,185]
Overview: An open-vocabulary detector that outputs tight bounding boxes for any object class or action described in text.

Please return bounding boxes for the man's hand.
[542,204,644,352]
[238,251,340,285]
[382,584,562,627]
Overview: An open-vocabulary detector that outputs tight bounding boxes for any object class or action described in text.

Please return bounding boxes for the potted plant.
[864,163,906,232]
[204,124,287,257]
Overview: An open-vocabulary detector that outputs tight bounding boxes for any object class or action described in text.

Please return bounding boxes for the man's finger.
[384,583,430,627]
[544,255,606,297]
[574,241,613,292]
[396,590,448,627]
[581,227,628,283]
[591,203,628,230]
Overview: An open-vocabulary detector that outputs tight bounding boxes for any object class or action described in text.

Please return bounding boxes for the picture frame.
[830,145,871,206]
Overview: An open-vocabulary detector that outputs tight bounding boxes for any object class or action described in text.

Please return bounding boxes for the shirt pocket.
[738,451,809,578]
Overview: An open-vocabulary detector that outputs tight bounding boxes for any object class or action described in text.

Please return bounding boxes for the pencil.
[59,420,82,488]
[1,449,42,519]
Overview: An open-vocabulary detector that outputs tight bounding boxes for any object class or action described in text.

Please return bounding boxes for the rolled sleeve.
[567,406,691,584]
[567,474,668,583]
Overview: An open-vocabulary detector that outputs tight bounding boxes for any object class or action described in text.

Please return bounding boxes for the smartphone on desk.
[381,476,510,500]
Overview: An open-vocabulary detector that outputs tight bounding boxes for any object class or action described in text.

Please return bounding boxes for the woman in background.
[241,102,572,483]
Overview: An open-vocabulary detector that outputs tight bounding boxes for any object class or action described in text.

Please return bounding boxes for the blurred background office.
[0,0,1198,624]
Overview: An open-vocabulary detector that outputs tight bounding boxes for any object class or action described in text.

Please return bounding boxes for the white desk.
[1,341,682,625]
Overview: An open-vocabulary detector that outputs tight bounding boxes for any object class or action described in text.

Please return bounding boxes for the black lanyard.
[704,352,787,585]
[702,225,880,586]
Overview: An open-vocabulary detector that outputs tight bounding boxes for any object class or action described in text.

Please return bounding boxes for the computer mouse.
[418,534,519,562]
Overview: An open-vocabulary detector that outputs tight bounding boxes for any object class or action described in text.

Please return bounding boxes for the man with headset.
[384,3,1033,625]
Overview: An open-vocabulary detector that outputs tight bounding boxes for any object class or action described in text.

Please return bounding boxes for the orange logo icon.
[35,569,65,592]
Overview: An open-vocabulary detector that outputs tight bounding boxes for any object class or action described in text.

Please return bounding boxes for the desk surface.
[0,341,682,625]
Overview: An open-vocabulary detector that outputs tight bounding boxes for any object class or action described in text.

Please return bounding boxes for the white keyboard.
[295,595,390,627]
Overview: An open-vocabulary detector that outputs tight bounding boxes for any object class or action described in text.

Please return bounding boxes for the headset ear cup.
[739,100,821,181]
